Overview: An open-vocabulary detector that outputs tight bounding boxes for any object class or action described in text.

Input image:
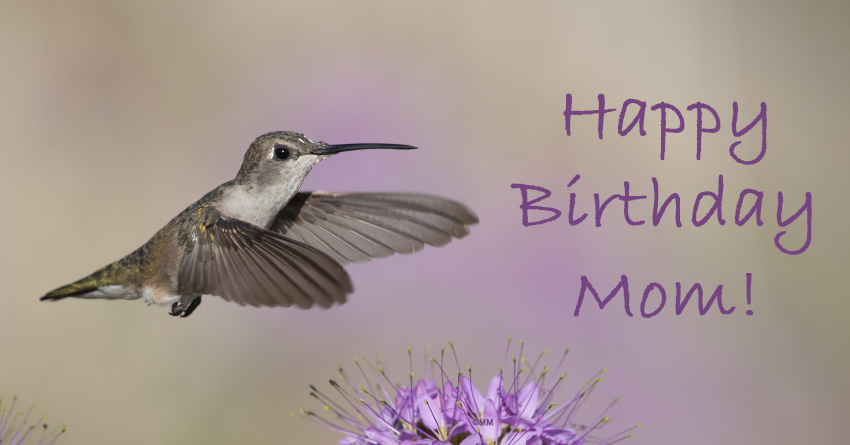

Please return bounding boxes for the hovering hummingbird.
[41,131,477,317]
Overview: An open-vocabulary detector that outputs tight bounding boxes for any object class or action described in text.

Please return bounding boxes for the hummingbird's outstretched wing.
[177,207,352,308]
[270,192,478,265]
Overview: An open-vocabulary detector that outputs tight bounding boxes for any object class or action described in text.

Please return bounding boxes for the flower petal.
[485,374,503,408]
[416,393,444,433]
[480,399,500,442]
[517,382,539,420]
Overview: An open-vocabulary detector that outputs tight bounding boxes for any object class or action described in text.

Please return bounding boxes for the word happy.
[563,93,767,163]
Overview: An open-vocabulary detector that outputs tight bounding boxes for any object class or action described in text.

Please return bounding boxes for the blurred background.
[1,1,848,443]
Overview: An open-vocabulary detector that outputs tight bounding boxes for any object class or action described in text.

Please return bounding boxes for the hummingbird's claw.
[169,296,202,318]
[181,296,202,317]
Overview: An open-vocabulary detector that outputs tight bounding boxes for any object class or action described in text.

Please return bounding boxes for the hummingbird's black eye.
[273,144,291,160]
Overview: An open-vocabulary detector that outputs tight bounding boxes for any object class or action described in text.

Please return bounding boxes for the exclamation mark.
[745,272,753,316]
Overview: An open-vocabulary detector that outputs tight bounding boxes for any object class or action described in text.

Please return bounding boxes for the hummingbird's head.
[235,131,417,186]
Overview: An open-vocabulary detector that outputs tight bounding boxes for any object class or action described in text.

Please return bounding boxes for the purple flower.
[0,396,66,445]
[300,339,640,445]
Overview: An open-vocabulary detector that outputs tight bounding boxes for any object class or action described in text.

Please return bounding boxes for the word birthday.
[511,174,812,255]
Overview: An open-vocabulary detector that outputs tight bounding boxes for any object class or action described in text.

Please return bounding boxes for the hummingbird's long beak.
[312,143,417,155]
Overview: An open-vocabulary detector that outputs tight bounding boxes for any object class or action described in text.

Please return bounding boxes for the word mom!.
[574,273,754,318]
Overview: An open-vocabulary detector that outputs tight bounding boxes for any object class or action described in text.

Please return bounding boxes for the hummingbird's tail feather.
[40,263,127,301]
[41,283,100,300]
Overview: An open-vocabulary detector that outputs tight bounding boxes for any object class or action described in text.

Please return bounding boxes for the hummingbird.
[41,131,478,317]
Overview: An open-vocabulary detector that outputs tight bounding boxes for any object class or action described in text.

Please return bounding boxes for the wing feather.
[270,192,478,265]
[178,208,351,308]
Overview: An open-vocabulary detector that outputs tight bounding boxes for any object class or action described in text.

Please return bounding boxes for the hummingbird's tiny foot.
[168,297,202,318]
[180,296,202,318]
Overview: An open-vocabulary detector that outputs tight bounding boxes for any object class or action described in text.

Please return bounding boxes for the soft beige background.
[1,1,848,444]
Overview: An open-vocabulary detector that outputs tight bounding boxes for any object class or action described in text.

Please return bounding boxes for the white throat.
[218,156,318,228]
